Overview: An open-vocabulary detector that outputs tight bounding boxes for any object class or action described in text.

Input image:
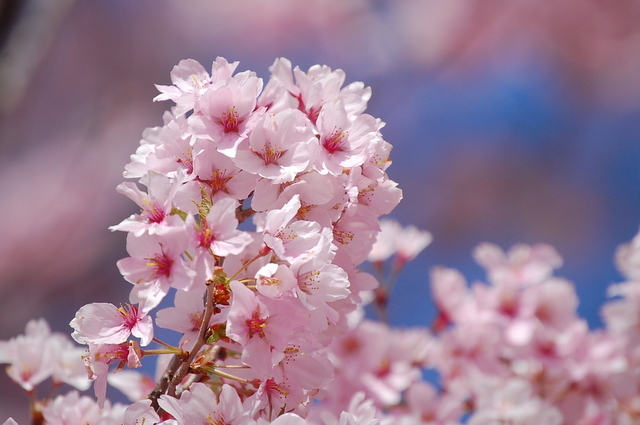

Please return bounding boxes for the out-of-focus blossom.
[368,219,431,265]
[387,0,640,108]
[0,319,89,392]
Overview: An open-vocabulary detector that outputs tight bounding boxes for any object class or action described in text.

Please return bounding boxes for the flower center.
[143,201,165,224]
[145,250,173,279]
[216,106,242,134]
[198,222,215,249]
[246,310,267,338]
[322,128,347,154]
[198,169,233,194]
[118,304,140,329]
[255,142,284,165]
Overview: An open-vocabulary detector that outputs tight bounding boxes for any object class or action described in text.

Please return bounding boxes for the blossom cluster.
[2,57,402,424]
[2,57,640,425]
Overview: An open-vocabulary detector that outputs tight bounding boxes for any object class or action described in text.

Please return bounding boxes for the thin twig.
[166,279,218,397]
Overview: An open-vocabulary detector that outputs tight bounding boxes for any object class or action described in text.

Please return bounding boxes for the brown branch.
[148,354,182,412]
[166,274,220,397]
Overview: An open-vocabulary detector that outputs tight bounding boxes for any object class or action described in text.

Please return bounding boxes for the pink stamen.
[323,128,347,154]
[215,106,243,134]
[145,250,173,279]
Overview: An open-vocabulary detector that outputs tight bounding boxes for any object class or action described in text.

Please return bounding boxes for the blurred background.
[1,0,640,420]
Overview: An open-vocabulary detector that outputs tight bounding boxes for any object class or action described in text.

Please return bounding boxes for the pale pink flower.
[154,58,213,116]
[192,196,253,257]
[367,219,402,263]
[361,136,394,178]
[502,277,579,346]
[48,335,92,391]
[615,229,640,280]
[0,319,90,392]
[255,263,297,299]
[233,109,315,184]
[261,58,371,123]
[107,370,156,402]
[247,376,307,419]
[602,281,640,336]
[350,167,403,219]
[143,114,200,178]
[110,172,189,236]
[226,280,303,376]
[327,320,425,410]
[117,229,196,312]
[290,254,350,331]
[84,342,143,408]
[401,381,465,425]
[312,392,380,425]
[155,284,207,348]
[274,335,334,392]
[41,390,127,425]
[259,413,306,425]
[192,143,258,202]
[123,400,160,425]
[430,266,475,327]
[262,195,325,263]
[250,170,340,219]
[331,205,380,266]
[159,383,250,425]
[366,217,432,267]
[468,378,562,425]
[70,302,153,347]
[123,118,172,180]
[314,100,377,176]
[222,233,271,281]
[188,70,264,155]
[0,319,53,391]
[394,224,432,264]
[473,242,563,288]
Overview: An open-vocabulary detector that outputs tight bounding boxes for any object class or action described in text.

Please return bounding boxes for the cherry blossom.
[117,229,196,311]
[70,302,154,347]
[158,383,250,425]
[7,55,640,425]
[233,109,315,183]
[0,319,89,392]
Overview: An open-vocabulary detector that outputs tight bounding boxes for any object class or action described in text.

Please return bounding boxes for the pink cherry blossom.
[70,302,153,347]
[107,370,157,402]
[468,378,562,425]
[262,195,325,263]
[255,263,297,299]
[155,284,207,348]
[367,219,402,263]
[188,70,264,155]
[109,172,189,236]
[314,100,377,176]
[233,109,315,184]
[122,400,160,425]
[192,143,258,202]
[84,342,143,408]
[159,383,250,425]
[0,319,90,392]
[290,254,350,332]
[193,196,253,257]
[615,228,640,280]
[393,224,432,265]
[41,390,127,425]
[153,58,213,116]
[226,280,304,376]
[117,229,196,312]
